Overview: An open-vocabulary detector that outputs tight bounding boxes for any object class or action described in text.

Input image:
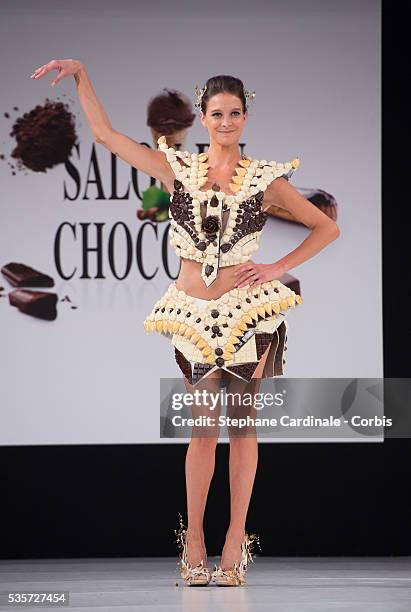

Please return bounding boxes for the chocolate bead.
[210,194,219,207]
[215,348,223,355]
[216,357,225,367]
[211,325,220,334]
[211,309,219,318]
[205,264,214,276]
[221,243,232,253]
[174,179,183,191]
[196,317,201,323]
[212,183,220,191]
[196,241,207,251]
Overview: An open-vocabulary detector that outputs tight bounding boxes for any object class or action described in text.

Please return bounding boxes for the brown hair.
[200,75,247,114]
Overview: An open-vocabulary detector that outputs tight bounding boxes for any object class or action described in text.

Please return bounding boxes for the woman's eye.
[212,111,241,117]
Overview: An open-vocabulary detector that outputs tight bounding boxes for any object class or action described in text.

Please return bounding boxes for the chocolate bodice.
[157,137,300,286]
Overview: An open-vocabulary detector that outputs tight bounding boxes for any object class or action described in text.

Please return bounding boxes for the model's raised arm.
[30,59,172,185]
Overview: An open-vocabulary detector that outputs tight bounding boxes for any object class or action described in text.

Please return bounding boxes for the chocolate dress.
[143,137,303,385]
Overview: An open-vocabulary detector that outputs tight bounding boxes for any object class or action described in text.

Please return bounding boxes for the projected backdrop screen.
[0,0,381,445]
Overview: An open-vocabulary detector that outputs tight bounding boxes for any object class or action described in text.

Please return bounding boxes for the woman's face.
[200,92,247,146]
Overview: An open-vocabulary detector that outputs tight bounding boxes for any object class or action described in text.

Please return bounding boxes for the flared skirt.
[143,280,303,385]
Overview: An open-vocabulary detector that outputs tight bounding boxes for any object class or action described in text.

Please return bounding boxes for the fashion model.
[30,60,340,587]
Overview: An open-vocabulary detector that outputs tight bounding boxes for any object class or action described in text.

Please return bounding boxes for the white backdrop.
[0,0,381,444]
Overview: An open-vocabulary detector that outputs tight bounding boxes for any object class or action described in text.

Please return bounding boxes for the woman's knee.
[189,435,219,451]
[228,430,258,445]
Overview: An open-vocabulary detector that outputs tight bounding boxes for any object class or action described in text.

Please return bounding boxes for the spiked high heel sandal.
[174,513,211,586]
[211,532,261,586]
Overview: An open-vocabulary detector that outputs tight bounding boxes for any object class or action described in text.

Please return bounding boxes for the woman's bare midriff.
[175,257,254,300]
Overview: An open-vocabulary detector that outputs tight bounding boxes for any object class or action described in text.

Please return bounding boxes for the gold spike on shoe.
[174,513,211,586]
[211,532,261,586]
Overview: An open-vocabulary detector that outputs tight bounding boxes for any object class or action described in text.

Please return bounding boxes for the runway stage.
[1,557,411,611]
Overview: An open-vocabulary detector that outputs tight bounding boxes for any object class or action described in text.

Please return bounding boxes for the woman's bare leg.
[183,370,222,567]
[219,345,270,569]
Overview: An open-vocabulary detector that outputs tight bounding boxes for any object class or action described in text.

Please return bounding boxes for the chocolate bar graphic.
[1,262,54,287]
[9,289,58,320]
[266,187,338,223]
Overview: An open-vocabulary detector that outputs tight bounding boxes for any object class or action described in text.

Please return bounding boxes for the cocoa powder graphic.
[9,98,78,173]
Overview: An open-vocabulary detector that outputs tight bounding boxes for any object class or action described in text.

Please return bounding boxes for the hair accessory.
[194,84,207,110]
[194,83,256,112]
[244,89,256,105]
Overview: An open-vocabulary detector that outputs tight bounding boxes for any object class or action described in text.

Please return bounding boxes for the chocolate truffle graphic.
[146,88,195,139]
[137,88,196,223]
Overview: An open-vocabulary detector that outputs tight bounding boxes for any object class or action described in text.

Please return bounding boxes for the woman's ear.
[199,111,206,128]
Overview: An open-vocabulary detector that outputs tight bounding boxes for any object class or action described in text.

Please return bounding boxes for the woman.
[30,60,340,587]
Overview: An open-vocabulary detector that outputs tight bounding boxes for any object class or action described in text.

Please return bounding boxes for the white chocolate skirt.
[143,280,303,384]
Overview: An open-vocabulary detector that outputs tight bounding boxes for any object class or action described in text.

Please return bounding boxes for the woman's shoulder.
[253,153,300,170]
[156,135,199,163]
[248,154,301,186]
[156,136,209,190]
[157,136,300,171]
[157,135,301,191]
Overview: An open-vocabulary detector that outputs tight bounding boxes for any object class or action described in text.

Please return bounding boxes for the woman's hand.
[30,59,82,87]
[234,262,287,292]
